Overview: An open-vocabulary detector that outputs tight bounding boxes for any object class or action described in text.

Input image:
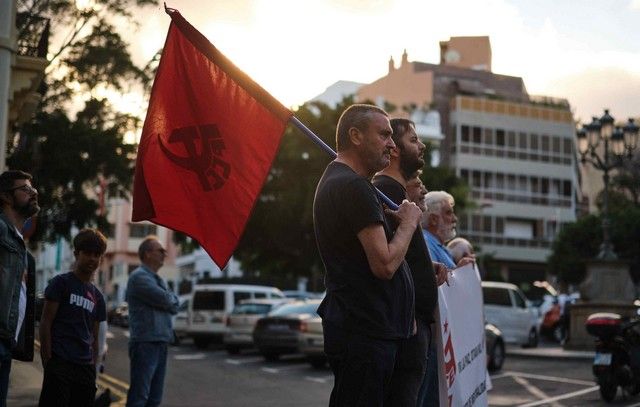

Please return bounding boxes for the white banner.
[436,263,490,407]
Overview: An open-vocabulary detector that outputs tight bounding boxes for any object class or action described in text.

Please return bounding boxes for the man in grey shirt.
[126,236,179,407]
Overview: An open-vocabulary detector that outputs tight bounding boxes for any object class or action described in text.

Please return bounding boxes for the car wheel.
[308,356,326,369]
[193,337,210,349]
[262,352,280,362]
[488,340,505,372]
[522,328,538,348]
[226,345,240,355]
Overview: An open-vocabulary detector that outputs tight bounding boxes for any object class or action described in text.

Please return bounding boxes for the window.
[518,176,528,192]
[460,169,470,184]
[483,216,492,233]
[461,125,470,142]
[231,303,272,315]
[530,133,539,150]
[541,135,550,152]
[483,287,512,306]
[552,136,561,153]
[507,174,516,190]
[472,127,482,144]
[254,292,267,299]
[234,291,251,304]
[563,180,572,197]
[563,139,573,156]
[507,131,516,148]
[472,171,482,187]
[531,177,539,193]
[513,290,526,308]
[472,215,482,232]
[496,173,505,189]
[496,129,505,146]
[518,132,527,149]
[193,291,225,311]
[129,223,157,238]
[484,172,494,189]
[484,128,494,145]
[496,218,504,234]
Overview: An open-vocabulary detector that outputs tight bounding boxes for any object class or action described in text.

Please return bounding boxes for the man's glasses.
[5,184,37,195]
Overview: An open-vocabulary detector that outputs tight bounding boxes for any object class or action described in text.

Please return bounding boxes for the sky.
[122,0,640,125]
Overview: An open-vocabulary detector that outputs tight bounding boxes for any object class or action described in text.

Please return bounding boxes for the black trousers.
[388,319,431,407]
[324,323,400,407]
[39,356,96,407]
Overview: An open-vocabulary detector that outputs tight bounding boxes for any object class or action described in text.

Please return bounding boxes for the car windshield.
[192,291,224,311]
[232,303,274,315]
[269,302,319,317]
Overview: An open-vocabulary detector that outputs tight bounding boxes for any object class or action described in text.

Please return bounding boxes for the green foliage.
[12,0,159,242]
[547,203,640,284]
[8,100,136,242]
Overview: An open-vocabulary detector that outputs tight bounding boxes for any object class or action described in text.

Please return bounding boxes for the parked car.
[108,303,129,327]
[172,295,191,345]
[482,281,539,348]
[253,299,321,361]
[187,284,286,349]
[298,315,325,368]
[282,291,323,300]
[300,316,506,372]
[223,298,289,354]
[485,322,505,372]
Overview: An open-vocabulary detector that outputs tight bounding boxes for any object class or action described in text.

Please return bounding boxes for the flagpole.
[289,116,399,210]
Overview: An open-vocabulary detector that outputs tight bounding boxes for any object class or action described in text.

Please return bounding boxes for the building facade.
[355,37,581,282]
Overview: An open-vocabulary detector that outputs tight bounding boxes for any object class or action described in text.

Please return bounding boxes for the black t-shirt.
[372,174,438,323]
[313,161,415,340]
[45,272,106,365]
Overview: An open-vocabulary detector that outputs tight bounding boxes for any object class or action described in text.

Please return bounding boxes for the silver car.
[223,299,289,354]
[482,281,539,348]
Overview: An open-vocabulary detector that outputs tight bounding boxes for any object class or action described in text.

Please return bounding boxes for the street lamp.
[576,109,639,260]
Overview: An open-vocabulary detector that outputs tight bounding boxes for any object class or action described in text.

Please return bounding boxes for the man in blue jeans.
[126,236,179,407]
[0,170,38,407]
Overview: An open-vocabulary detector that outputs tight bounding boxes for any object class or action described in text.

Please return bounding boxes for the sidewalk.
[506,343,594,361]
[7,360,41,407]
[7,357,123,407]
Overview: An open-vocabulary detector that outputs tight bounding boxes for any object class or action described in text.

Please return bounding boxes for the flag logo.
[158,124,230,191]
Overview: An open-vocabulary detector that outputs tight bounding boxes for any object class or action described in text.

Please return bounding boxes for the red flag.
[132,8,292,267]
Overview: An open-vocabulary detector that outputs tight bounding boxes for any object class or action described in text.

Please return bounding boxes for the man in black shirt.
[313,104,422,406]
[372,118,448,406]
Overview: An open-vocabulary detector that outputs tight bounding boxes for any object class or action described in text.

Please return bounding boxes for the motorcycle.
[586,312,640,402]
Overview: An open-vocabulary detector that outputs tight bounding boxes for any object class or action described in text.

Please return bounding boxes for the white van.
[187,284,285,348]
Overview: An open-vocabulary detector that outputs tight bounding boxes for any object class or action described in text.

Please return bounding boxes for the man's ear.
[0,191,11,207]
[390,144,400,158]
[348,127,363,146]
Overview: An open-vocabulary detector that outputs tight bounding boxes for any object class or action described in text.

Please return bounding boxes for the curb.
[506,346,594,361]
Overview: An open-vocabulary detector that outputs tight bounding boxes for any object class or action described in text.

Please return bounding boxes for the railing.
[15,12,50,59]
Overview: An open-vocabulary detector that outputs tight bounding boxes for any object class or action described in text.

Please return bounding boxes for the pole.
[288,116,399,210]
[598,138,616,260]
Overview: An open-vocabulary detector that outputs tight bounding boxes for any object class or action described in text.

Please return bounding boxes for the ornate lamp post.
[576,109,639,260]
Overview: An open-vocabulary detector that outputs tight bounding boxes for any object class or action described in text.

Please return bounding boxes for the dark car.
[253,300,321,361]
[486,322,505,372]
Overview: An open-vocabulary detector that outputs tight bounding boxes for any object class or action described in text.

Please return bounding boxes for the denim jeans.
[126,342,168,407]
[0,340,12,407]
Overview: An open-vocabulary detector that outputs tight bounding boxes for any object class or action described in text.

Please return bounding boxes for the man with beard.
[406,172,428,212]
[0,170,39,407]
[372,119,447,406]
[314,105,422,406]
[39,229,107,406]
[419,190,474,407]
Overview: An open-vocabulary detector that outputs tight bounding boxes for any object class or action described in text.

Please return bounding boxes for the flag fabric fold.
[132,8,292,267]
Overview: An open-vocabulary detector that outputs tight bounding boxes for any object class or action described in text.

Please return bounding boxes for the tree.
[12,0,158,243]
[547,199,640,285]
[235,97,471,289]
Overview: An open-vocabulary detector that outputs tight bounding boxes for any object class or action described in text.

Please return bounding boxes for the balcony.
[9,13,49,129]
